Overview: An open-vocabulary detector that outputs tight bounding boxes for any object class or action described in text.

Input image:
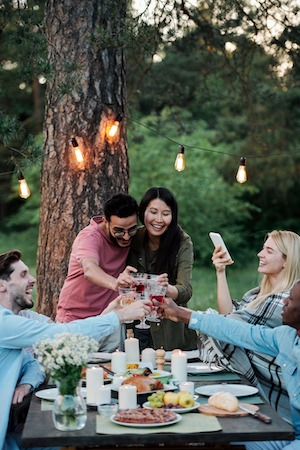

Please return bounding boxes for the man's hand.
[154,297,192,324]
[102,295,122,314]
[12,384,32,405]
[115,266,137,290]
[117,299,152,323]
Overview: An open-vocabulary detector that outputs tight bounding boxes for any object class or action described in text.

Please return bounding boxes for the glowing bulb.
[74,148,84,163]
[174,145,185,172]
[18,173,31,199]
[107,114,123,138]
[71,137,84,163]
[236,157,247,183]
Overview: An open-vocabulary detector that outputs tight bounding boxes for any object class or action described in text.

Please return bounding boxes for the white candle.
[141,348,156,369]
[86,367,103,405]
[124,337,140,363]
[119,385,137,409]
[171,350,187,382]
[179,381,194,395]
[111,350,126,374]
[95,385,111,405]
[112,375,127,388]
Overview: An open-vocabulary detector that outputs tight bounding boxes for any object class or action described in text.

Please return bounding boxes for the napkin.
[41,400,53,411]
[188,372,241,382]
[96,413,222,434]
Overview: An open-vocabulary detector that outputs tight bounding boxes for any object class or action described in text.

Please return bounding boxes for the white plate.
[81,378,111,385]
[142,401,200,414]
[187,363,224,374]
[195,384,258,398]
[35,387,87,401]
[111,413,182,427]
[89,352,111,361]
[165,350,199,361]
[111,383,177,395]
[109,369,171,380]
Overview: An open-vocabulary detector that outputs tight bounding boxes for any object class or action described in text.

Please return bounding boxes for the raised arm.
[212,247,234,314]
[81,258,136,291]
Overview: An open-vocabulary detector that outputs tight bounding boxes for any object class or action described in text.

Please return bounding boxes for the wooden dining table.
[22,373,294,448]
[21,362,295,448]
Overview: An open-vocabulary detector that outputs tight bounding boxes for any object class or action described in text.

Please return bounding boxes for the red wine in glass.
[136,283,145,293]
[150,294,164,302]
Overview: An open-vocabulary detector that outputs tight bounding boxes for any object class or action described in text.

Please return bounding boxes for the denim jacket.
[189,311,300,439]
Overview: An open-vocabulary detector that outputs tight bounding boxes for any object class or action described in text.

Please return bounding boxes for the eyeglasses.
[111,225,138,238]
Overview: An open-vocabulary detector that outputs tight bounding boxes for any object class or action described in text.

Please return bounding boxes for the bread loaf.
[208,391,239,412]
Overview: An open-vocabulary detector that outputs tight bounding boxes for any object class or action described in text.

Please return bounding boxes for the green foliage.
[190,257,259,311]
[128,112,255,265]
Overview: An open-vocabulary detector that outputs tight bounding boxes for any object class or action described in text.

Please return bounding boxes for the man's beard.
[13,293,34,310]
[109,232,130,247]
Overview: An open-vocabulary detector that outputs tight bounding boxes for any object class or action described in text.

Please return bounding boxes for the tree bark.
[37,0,129,318]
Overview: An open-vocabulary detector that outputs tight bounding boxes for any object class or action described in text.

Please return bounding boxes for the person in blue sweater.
[155,279,300,450]
[0,249,151,450]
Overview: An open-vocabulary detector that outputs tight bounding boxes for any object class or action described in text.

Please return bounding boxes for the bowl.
[97,403,118,417]
[152,370,172,384]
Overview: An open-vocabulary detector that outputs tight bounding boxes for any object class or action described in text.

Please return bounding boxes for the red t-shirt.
[56,217,130,321]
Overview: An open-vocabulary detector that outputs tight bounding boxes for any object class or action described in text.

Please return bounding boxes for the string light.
[174,145,185,172]
[236,157,247,183]
[18,171,31,199]
[2,113,300,185]
[107,114,123,138]
[71,137,84,163]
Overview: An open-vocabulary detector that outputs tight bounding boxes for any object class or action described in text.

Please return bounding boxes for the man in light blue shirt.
[156,279,300,450]
[0,250,152,450]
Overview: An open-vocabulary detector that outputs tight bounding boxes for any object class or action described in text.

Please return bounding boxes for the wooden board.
[198,402,259,417]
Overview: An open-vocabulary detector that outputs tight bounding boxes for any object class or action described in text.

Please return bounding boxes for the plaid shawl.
[198,288,292,423]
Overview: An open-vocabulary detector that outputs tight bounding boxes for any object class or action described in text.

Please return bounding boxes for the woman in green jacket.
[128,187,197,351]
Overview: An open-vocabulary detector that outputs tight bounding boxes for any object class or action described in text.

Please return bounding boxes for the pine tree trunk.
[37,0,129,318]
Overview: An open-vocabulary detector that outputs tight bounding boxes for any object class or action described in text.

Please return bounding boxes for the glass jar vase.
[52,380,87,431]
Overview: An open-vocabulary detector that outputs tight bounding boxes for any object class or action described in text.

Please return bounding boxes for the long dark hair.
[139,187,183,281]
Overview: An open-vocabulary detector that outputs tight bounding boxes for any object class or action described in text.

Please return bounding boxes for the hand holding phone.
[209,232,233,261]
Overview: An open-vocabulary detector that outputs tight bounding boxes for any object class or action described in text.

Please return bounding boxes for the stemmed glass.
[132,273,150,330]
[118,287,137,324]
[146,277,167,323]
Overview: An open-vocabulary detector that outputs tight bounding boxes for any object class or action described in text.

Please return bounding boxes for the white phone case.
[209,232,232,260]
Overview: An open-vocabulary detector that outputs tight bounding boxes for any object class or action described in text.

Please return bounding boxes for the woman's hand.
[156,273,169,288]
[212,246,234,273]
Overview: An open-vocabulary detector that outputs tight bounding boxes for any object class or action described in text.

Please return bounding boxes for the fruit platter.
[143,390,199,413]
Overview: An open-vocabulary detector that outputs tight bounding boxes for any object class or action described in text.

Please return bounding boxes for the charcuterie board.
[198,402,259,417]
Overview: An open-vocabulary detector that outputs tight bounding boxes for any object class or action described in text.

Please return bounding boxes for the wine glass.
[135,292,151,329]
[132,273,151,330]
[146,277,167,323]
[118,287,137,324]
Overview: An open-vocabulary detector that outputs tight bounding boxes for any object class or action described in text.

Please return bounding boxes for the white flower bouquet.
[34,332,98,395]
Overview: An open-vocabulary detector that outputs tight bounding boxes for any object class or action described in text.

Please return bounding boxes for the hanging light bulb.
[107,114,123,138]
[174,145,185,172]
[71,137,84,163]
[236,157,247,183]
[18,171,31,199]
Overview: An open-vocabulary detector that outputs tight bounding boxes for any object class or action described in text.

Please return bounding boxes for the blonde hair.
[248,230,300,308]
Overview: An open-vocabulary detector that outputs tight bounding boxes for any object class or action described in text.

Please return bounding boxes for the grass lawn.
[190,258,260,311]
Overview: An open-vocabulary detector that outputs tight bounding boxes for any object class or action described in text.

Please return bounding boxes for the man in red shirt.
[56,193,139,351]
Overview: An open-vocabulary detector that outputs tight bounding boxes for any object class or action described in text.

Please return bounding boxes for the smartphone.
[209,232,232,261]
